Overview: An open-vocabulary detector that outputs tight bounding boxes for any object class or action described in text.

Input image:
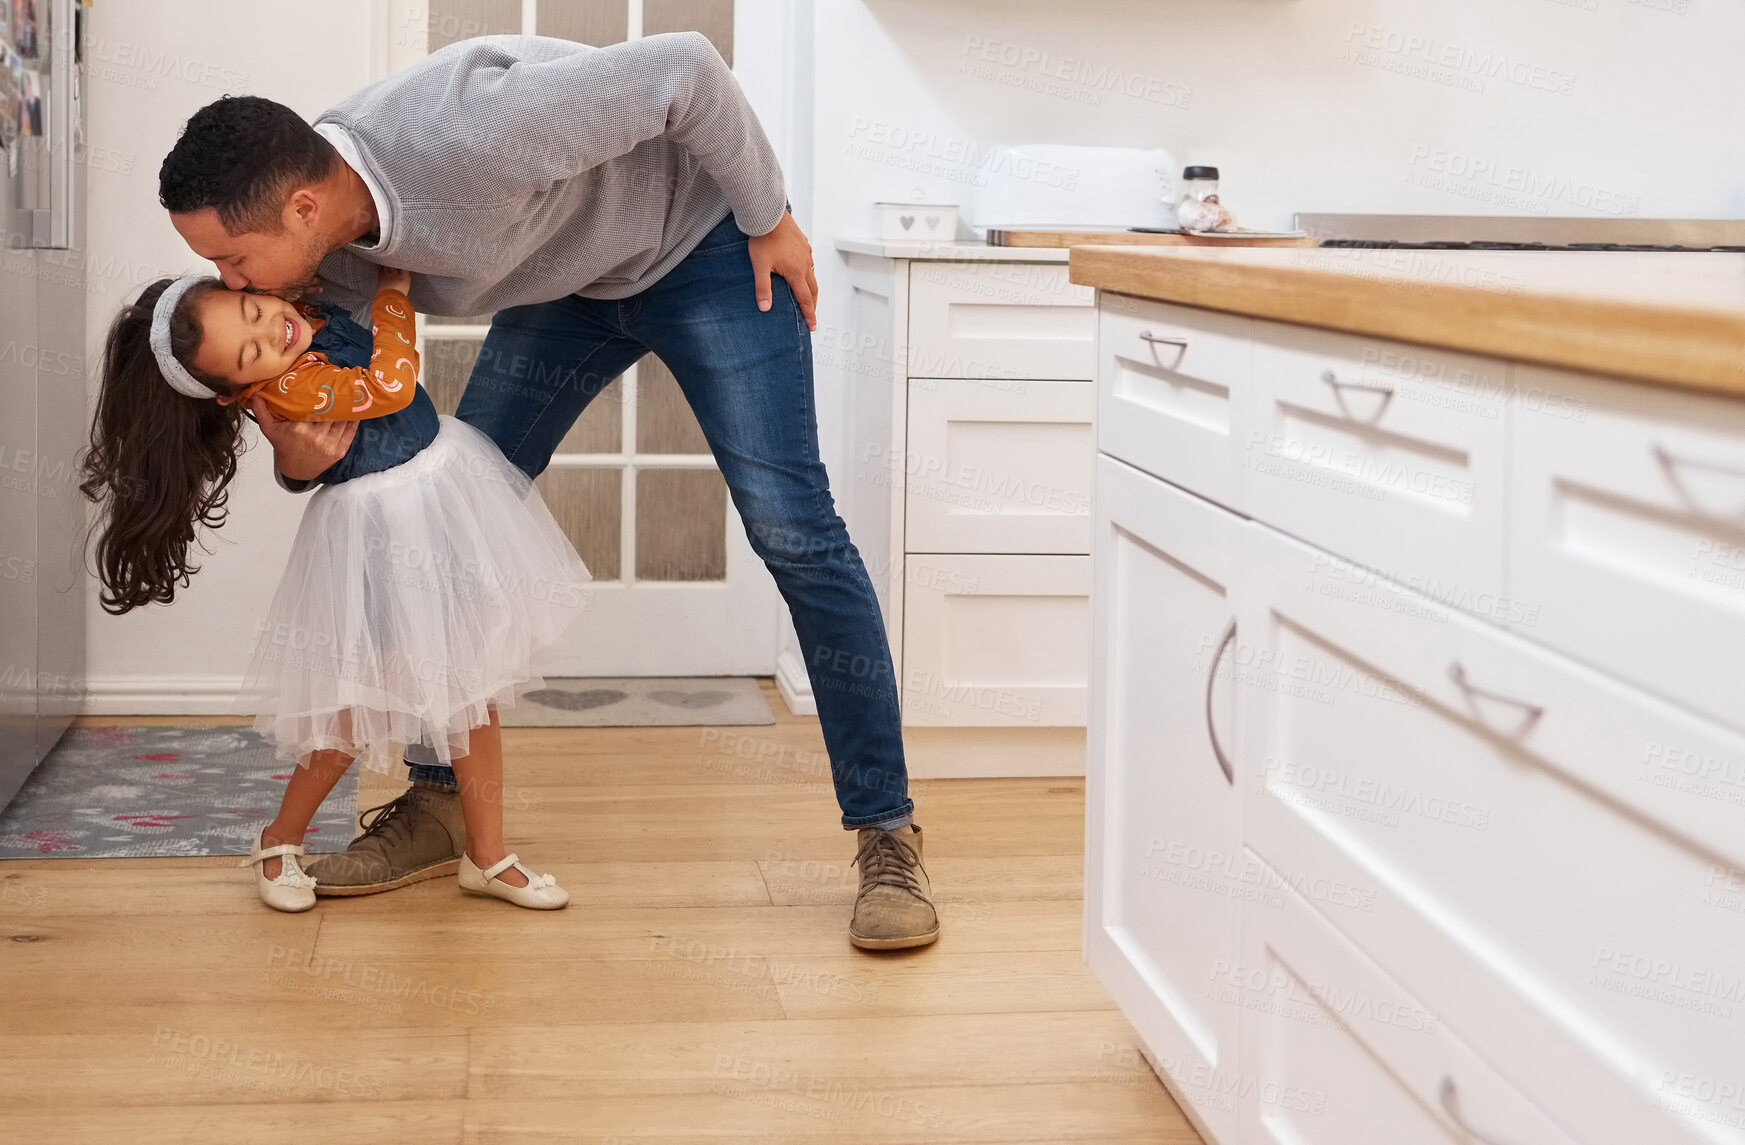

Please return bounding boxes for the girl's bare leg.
[260,748,354,878]
[448,709,529,888]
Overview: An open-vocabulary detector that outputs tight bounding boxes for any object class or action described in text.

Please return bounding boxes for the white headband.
[149,275,220,400]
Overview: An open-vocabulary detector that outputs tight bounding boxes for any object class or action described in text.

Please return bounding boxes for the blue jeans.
[407,211,913,831]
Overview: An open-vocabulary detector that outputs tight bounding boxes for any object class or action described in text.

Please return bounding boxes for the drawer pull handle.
[1653,444,1745,517]
[1320,369,1396,396]
[1448,662,1544,734]
[1439,1077,1520,1145]
[1654,443,1745,480]
[1205,618,1237,786]
[1138,330,1190,349]
[1138,330,1191,367]
[1320,370,1395,423]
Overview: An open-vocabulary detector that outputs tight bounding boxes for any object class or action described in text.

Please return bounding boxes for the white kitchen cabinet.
[1243,520,1745,1145]
[900,553,1089,727]
[904,377,1095,555]
[908,260,1096,381]
[1084,285,1745,1145]
[1247,321,1510,600]
[1237,853,1582,1145]
[1097,295,1253,514]
[1510,362,1745,736]
[1085,455,1249,1145]
[833,242,1094,775]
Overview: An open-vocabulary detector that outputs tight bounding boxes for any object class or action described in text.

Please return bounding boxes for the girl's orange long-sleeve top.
[239,289,420,421]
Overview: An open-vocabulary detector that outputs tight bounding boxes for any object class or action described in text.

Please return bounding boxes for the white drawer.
[901,554,1088,727]
[1097,294,1252,512]
[904,378,1094,555]
[1237,852,1581,1145]
[1241,521,1745,1145]
[908,262,1094,381]
[1248,321,1509,600]
[1510,363,1745,735]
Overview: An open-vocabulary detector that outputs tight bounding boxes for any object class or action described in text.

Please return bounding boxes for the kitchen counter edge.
[1069,244,1745,397]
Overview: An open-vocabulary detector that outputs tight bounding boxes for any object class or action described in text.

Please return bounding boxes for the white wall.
[803,0,1745,531]
[82,1,372,710]
[814,0,1745,237]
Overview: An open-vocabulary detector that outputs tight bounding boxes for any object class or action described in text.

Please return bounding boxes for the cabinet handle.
[1320,369,1395,424]
[1654,443,1745,481]
[1138,330,1191,368]
[1138,330,1190,349]
[1448,662,1544,733]
[1205,619,1237,786]
[1439,1077,1521,1145]
[1320,368,1396,396]
[1653,444,1745,517]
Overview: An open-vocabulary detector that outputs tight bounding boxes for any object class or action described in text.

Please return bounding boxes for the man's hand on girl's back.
[251,395,357,482]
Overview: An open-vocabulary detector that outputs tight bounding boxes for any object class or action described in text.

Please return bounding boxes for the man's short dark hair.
[159,95,338,235]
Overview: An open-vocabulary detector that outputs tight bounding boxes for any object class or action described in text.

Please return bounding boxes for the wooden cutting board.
[987,226,1320,249]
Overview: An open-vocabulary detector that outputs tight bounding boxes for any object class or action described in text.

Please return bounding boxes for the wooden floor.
[0,683,1201,1144]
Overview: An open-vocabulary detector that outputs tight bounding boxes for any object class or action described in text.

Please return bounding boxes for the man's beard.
[278,246,332,301]
[261,238,333,301]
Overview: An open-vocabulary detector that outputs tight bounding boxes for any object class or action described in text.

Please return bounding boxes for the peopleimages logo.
[958,35,1193,109]
[147,1026,382,1098]
[1406,146,1640,217]
[845,118,1081,190]
[1342,23,1576,96]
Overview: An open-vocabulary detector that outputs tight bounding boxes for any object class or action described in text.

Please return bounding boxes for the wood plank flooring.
[0,683,1200,1144]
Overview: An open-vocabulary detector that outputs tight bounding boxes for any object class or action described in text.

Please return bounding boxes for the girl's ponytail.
[80,276,245,613]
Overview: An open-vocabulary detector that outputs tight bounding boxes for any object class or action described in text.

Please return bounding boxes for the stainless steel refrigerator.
[1,0,86,812]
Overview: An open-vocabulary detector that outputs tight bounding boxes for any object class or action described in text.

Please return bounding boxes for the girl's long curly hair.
[80,277,246,613]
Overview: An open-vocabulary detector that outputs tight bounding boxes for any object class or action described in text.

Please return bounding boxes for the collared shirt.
[313,122,393,253]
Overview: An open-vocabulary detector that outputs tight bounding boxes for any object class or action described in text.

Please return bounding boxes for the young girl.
[81,267,589,912]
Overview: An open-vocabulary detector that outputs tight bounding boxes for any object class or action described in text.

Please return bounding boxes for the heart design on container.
[925,215,941,230]
[899,215,915,230]
[524,688,628,711]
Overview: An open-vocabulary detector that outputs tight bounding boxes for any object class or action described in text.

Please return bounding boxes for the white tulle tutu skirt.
[236,416,591,773]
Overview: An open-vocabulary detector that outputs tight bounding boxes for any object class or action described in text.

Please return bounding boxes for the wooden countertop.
[1070,245,1745,396]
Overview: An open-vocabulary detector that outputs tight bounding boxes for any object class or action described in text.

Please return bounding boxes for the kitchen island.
[1071,245,1745,1145]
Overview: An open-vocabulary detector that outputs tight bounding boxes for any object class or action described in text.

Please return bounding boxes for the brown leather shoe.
[849,825,940,950]
[304,786,466,896]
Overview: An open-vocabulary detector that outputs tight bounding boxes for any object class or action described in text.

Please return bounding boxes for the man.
[158,32,937,949]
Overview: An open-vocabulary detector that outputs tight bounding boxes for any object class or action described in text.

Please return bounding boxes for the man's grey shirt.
[311,31,787,319]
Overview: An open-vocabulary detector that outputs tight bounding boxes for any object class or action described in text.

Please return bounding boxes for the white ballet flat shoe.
[239,828,317,912]
[459,851,569,910]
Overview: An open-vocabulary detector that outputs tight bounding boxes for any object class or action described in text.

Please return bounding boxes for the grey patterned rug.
[0,726,361,860]
[499,677,775,727]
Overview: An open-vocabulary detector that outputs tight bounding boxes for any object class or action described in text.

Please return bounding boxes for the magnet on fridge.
[12,0,37,59]
[0,45,18,150]
[16,63,37,137]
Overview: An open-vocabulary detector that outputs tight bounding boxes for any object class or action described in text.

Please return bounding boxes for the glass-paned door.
[408,0,780,676]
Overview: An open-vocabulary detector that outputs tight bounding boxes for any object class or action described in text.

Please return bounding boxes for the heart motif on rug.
[524,688,628,711]
[648,690,734,710]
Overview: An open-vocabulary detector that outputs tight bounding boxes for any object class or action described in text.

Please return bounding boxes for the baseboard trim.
[904,725,1085,779]
[773,650,817,717]
[81,675,244,716]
